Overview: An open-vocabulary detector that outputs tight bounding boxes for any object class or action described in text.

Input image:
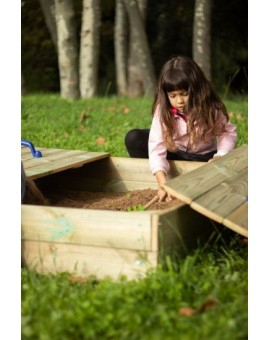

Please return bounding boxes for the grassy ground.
[21,94,248,339]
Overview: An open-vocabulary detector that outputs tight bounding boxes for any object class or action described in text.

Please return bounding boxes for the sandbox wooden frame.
[22,154,218,280]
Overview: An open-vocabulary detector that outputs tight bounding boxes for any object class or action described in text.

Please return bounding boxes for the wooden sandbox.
[21,146,221,280]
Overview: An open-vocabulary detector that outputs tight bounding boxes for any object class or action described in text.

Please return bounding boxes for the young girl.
[125,55,237,202]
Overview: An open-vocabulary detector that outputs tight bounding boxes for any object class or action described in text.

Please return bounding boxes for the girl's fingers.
[157,188,172,202]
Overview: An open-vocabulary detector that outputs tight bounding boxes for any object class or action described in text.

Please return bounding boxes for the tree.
[114,0,128,96]
[127,0,147,97]
[79,0,101,98]
[54,0,80,99]
[116,0,156,97]
[192,0,212,80]
[39,0,58,51]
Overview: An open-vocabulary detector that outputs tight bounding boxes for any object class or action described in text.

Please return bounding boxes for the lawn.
[21,94,248,339]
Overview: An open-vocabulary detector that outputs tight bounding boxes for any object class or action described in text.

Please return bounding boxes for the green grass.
[21,94,248,339]
[21,94,248,156]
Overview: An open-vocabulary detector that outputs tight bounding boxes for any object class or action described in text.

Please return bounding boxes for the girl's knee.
[125,129,142,147]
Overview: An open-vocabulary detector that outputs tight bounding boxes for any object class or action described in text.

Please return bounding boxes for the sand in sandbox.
[45,188,183,211]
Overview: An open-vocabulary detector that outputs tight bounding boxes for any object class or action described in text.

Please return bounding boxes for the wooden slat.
[21,146,62,159]
[22,148,70,166]
[22,148,109,179]
[157,204,217,257]
[52,177,158,192]
[223,202,248,237]
[23,149,87,169]
[163,144,247,204]
[190,167,248,223]
[163,145,248,237]
[22,240,158,280]
[22,205,152,250]
[71,157,205,183]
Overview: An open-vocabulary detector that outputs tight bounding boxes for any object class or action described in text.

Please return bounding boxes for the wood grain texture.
[22,148,110,179]
[22,205,152,251]
[22,240,158,280]
[163,145,247,204]
[163,145,248,237]
[191,167,248,223]
[22,146,82,163]
[157,204,218,258]
[223,202,248,237]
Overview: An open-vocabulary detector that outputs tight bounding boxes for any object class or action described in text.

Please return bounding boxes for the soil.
[45,188,183,211]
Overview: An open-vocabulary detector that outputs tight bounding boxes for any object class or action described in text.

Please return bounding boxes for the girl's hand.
[157,187,172,202]
[155,170,172,202]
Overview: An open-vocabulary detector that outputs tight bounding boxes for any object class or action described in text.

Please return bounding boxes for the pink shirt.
[148,106,237,175]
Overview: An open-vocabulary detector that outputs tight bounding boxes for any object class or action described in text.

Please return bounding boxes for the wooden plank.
[21,205,152,251]
[49,177,158,192]
[190,167,248,223]
[22,149,109,179]
[157,204,217,258]
[163,145,247,204]
[162,145,248,237]
[21,147,63,159]
[151,214,160,252]
[41,157,204,192]
[223,202,248,237]
[22,240,158,280]
[23,149,87,169]
[22,148,70,166]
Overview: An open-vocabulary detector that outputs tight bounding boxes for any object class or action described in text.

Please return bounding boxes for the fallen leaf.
[228,111,234,118]
[96,137,106,145]
[123,106,130,114]
[199,298,218,313]
[179,307,196,316]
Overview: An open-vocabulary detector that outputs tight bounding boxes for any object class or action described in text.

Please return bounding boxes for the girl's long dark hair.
[152,56,229,151]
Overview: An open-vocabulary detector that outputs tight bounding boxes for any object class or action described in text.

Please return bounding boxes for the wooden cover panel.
[163,145,248,237]
[21,146,109,179]
[223,201,248,237]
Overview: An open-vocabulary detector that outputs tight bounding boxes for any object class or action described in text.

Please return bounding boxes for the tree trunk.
[114,0,128,96]
[54,0,80,99]
[39,0,58,51]
[123,0,156,97]
[80,0,101,98]
[192,0,212,80]
[127,0,147,97]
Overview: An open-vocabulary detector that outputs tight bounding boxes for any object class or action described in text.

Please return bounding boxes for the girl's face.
[167,90,189,113]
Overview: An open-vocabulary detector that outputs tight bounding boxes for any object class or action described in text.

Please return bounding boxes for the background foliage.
[21,0,248,95]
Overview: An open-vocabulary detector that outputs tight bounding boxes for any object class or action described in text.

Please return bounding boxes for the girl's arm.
[155,170,172,202]
[148,108,172,201]
[148,109,170,175]
[214,113,237,156]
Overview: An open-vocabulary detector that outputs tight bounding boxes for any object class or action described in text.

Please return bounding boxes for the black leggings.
[124,129,216,162]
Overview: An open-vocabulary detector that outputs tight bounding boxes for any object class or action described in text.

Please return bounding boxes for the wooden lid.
[21,146,110,180]
[163,145,248,237]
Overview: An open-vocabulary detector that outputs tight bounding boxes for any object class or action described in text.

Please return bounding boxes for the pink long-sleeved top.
[148,106,237,175]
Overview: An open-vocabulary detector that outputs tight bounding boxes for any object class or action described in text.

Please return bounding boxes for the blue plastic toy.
[21,139,42,158]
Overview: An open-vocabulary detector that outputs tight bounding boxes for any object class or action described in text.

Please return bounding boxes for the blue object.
[21,139,42,158]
